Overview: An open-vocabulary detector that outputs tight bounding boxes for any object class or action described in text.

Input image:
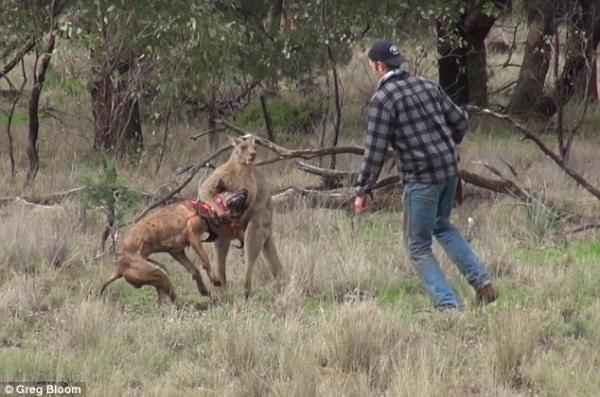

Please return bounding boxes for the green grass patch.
[515,241,600,267]
[376,278,423,306]
[0,112,28,126]
[354,212,402,242]
[111,282,158,314]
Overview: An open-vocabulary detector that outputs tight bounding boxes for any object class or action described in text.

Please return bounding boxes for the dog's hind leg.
[122,255,176,304]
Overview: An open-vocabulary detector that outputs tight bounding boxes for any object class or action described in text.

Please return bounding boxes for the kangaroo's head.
[230,135,257,166]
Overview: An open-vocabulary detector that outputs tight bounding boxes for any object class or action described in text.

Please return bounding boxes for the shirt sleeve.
[355,96,392,196]
[438,85,469,144]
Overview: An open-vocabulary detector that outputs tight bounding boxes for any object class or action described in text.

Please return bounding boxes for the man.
[354,39,497,311]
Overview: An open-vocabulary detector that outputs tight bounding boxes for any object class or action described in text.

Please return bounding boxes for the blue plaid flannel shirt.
[356,69,468,196]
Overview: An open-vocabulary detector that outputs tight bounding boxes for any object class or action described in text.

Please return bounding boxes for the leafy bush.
[80,157,143,227]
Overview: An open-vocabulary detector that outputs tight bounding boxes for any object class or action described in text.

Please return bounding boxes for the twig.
[190,126,227,140]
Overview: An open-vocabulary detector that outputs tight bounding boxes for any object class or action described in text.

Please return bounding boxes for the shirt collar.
[377,67,409,89]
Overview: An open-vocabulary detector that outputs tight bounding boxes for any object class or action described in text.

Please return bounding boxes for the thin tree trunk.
[25,33,56,187]
[155,104,172,175]
[260,94,275,142]
[91,68,114,151]
[5,60,27,181]
[327,45,342,172]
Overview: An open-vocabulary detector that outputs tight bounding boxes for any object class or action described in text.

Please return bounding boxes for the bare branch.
[215,119,365,165]
[190,126,228,141]
[0,187,87,207]
[132,145,233,223]
[467,105,600,201]
[0,37,36,79]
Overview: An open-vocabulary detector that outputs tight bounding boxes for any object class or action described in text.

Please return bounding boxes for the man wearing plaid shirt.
[354,40,497,311]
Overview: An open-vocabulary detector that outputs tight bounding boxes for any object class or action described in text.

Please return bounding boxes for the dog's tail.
[100,271,121,296]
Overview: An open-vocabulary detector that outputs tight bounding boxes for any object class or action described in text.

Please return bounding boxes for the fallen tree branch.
[467,105,600,201]
[295,160,532,202]
[0,187,87,207]
[272,175,401,210]
[0,186,155,208]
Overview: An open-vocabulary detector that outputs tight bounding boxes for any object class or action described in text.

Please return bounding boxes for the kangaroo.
[198,135,284,298]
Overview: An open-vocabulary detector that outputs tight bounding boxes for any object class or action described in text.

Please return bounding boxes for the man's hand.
[352,195,368,214]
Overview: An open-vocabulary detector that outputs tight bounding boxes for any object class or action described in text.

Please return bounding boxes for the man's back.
[370,71,468,183]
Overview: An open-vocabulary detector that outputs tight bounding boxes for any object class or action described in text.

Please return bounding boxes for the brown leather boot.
[476,283,497,305]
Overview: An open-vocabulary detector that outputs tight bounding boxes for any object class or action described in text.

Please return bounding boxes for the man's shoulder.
[405,76,439,91]
[372,75,438,104]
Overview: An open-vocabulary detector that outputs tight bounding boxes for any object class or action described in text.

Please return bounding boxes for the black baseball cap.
[368,39,405,67]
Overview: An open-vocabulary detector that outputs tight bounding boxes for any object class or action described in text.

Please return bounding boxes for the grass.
[2,32,600,396]
[0,111,28,126]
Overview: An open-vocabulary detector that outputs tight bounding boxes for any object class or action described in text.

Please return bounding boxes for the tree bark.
[25,33,56,187]
[90,51,144,157]
[508,1,557,115]
[437,20,470,105]
[550,0,600,108]
[437,0,510,106]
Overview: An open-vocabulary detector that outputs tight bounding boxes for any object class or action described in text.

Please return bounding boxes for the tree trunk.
[437,0,510,106]
[25,33,56,187]
[437,20,469,105]
[269,0,284,37]
[508,1,557,115]
[550,0,600,108]
[90,71,113,150]
[591,54,599,100]
[90,53,143,157]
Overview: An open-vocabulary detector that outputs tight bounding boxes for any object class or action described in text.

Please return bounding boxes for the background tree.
[436,0,511,106]
[508,0,562,114]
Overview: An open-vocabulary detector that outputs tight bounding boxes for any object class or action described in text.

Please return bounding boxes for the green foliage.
[237,95,324,135]
[522,196,563,243]
[79,157,142,226]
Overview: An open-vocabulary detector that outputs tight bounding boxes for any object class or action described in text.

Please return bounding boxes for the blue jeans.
[403,175,490,310]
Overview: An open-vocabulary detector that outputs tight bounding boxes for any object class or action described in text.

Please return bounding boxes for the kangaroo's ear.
[215,178,226,193]
[248,135,256,145]
[229,136,241,146]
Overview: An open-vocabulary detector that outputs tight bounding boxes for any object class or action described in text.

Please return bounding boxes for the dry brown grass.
[2,35,600,396]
